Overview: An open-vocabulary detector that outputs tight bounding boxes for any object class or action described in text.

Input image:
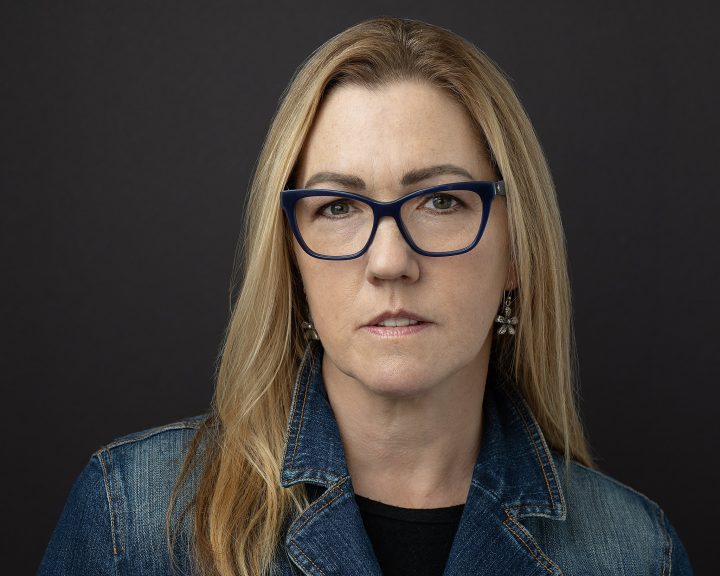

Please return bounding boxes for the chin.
[355,365,441,399]
[322,341,464,399]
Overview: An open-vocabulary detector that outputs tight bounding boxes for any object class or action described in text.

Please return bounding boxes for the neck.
[322,350,489,509]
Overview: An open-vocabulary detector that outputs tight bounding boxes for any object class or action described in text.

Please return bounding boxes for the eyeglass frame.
[280,180,506,260]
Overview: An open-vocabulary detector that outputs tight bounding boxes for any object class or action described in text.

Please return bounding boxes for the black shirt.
[355,494,465,575]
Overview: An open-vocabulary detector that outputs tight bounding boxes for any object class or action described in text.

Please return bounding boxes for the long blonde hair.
[168,16,595,576]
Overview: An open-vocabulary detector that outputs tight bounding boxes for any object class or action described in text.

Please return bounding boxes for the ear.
[505,259,518,291]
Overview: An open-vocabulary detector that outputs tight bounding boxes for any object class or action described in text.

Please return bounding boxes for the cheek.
[296,253,359,326]
[436,241,508,328]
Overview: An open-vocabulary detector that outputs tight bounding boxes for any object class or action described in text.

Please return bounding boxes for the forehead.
[296,81,491,189]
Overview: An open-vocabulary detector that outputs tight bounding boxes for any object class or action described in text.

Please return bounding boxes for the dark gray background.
[2,1,717,573]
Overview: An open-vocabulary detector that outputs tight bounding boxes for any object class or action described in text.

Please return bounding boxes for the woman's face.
[293,81,512,397]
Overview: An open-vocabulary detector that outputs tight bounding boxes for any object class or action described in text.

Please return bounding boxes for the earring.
[495,290,518,336]
[301,321,320,341]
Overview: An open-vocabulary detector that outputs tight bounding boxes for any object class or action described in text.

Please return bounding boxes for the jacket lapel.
[285,477,382,575]
[443,481,563,575]
[280,342,381,575]
[280,343,567,575]
[444,373,567,575]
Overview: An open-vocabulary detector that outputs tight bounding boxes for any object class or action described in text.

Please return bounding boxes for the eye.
[425,194,458,210]
[321,200,353,217]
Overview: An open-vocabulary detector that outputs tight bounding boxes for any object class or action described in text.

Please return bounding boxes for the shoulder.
[96,414,207,468]
[521,453,693,575]
[40,415,210,575]
[93,414,210,535]
[556,454,662,522]
[92,415,208,514]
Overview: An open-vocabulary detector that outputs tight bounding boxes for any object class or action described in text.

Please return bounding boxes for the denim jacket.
[40,342,693,575]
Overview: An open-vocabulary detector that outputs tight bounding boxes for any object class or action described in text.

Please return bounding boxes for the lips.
[376,318,420,327]
[366,309,429,327]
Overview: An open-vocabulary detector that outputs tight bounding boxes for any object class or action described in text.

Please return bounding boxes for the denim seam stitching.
[287,478,349,576]
[291,376,310,466]
[288,540,326,576]
[289,478,348,537]
[505,389,560,512]
[96,452,121,558]
[105,447,127,559]
[290,349,316,468]
[658,506,672,576]
[286,476,334,485]
[103,420,203,450]
[285,466,346,476]
[282,349,309,471]
[503,512,561,575]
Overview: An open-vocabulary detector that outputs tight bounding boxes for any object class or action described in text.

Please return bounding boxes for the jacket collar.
[280,341,567,575]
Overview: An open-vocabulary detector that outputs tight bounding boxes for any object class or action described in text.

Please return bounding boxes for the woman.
[39,16,693,576]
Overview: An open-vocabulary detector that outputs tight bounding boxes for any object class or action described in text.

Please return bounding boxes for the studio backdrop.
[1,1,717,573]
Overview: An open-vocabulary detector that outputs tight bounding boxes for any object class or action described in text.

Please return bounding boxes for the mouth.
[366,309,429,327]
[374,317,422,327]
[363,310,431,336]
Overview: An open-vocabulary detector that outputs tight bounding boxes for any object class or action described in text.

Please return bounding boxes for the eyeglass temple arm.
[495,181,506,196]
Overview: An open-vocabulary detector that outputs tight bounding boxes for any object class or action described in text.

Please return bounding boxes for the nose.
[364,216,420,283]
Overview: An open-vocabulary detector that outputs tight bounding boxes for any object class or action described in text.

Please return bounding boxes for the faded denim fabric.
[40,341,693,575]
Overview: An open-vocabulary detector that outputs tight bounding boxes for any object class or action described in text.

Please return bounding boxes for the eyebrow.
[303,164,475,190]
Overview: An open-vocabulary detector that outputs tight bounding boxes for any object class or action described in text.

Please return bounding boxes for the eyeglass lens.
[294,188,486,257]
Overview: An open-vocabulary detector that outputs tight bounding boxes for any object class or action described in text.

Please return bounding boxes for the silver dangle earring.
[301,320,320,341]
[495,290,518,336]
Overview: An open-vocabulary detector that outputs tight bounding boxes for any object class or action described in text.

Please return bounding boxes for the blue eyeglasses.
[281,180,506,260]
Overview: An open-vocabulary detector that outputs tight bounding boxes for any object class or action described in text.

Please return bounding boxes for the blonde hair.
[168,16,595,576]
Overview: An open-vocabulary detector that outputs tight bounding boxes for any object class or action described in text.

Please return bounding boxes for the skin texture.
[293,81,513,507]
